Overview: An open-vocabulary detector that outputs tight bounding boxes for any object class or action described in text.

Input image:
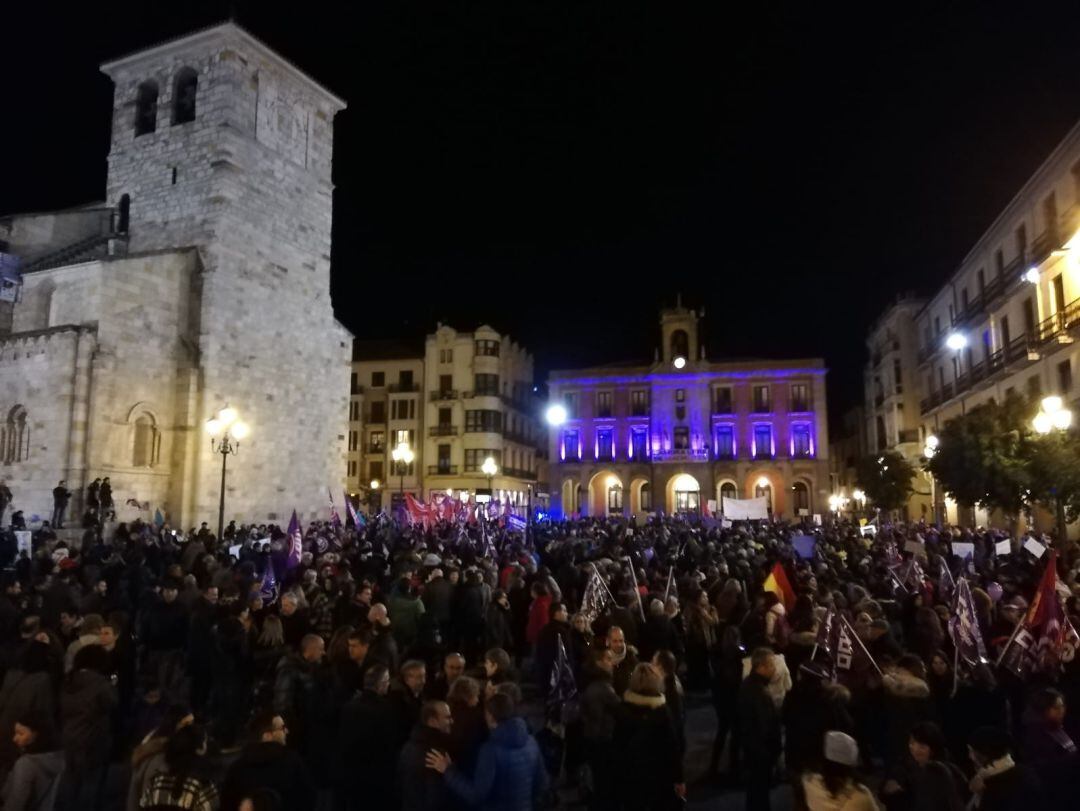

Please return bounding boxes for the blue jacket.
[444,717,548,811]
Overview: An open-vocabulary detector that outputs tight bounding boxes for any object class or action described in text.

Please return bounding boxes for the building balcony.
[1030,228,1059,267]
[365,413,386,425]
[427,465,458,475]
[428,425,458,437]
[366,444,385,454]
[388,382,420,393]
[502,428,532,444]
[652,447,710,462]
[463,390,501,400]
[504,467,537,480]
[430,390,458,402]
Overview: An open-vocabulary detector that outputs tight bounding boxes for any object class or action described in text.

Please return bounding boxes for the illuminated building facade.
[910,119,1080,531]
[547,302,830,519]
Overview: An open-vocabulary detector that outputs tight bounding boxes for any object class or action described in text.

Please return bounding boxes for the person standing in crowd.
[2,713,63,811]
[337,664,396,810]
[425,691,549,810]
[389,659,427,747]
[58,644,118,809]
[602,625,638,697]
[137,724,218,811]
[221,710,315,811]
[966,726,1041,811]
[99,478,113,521]
[399,701,453,811]
[1020,688,1077,807]
[51,481,71,529]
[740,647,782,811]
[881,721,965,811]
[581,648,620,811]
[802,731,879,811]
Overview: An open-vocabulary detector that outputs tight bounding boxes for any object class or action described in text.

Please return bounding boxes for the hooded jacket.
[882,669,933,765]
[444,716,548,811]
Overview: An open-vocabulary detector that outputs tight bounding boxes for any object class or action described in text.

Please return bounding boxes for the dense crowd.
[0,505,1074,811]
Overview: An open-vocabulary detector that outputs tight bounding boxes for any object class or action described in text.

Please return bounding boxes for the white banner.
[14,531,30,558]
[722,496,769,521]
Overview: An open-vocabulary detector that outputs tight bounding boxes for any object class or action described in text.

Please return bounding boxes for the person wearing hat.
[802,731,878,811]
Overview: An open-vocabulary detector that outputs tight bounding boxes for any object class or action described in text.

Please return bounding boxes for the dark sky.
[6,2,1080,425]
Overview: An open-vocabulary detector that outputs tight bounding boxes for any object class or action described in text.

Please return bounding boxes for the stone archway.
[665,473,701,514]
[588,470,624,516]
[716,479,738,516]
[629,476,651,515]
[560,478,578,517]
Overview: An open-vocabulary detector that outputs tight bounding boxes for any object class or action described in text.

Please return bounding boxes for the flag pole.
[664,567,674,602]
[625,556,646,621]
[994,615,1025,668]
[591,563,618,606]
[840,614,883,677]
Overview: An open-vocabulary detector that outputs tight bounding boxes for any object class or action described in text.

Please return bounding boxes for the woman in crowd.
[138,724,219,811]
[802,731,879,811]
[881,721,965,811]
[684,589,719,689]
[1,713,63,811]
[614,663,684,810]
[1021,687,1078,807]
[651,649,686,755]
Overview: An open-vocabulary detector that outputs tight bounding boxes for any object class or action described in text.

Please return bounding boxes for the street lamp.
[482,455,498,492]
[853,489,866,512]
[945,332,967,352]
[206,405,250,542]
[923,434,939,524]
[545,403,567,426]
[391,442,414,498]
[1033,396,1073,537]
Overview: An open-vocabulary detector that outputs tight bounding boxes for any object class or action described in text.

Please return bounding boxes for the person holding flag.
[285,510,303,570]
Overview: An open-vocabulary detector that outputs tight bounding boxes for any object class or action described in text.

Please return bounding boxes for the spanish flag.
[763,562,796,610]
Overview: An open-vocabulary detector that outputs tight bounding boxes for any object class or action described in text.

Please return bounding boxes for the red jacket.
[526,595,552,645]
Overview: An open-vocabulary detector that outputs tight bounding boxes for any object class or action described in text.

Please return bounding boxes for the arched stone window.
[792,481,811,515]
[135,81,158,136]
[132,412,159,467]
[172,67,198,125]
[2,406,28,464]
[719,480,737,509]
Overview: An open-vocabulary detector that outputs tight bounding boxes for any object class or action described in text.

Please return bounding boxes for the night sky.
[6,3,1080,427]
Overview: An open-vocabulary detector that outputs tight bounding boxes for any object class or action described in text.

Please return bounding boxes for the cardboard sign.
[798,508,809,517]
[995,539,1011,556]
[706,499,717,513]
[952,542,975,560]
[1023,537,1046,558]
[812,513,822,526]
[14,531,30,558]
[905,539,925,555]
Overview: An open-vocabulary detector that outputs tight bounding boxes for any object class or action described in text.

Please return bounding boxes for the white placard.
[995,539,1011,556]
[722,496,769,521]
[952,542,975,560]
[228,544,242,559]
[14,531,30,558]
[1024,537,1046,558]
[707,499,717,513]
[812,513,822,526]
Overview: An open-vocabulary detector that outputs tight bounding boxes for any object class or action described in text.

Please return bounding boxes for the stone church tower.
[97,23,353,524]
[0,23,349,528]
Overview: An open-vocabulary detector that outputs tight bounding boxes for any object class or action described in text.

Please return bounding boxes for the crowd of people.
[0,504,1073,811]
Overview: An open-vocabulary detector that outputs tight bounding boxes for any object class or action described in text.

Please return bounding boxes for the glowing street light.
[481,455,499,496]
[545,403,567,426]
[391,442,414,497]
[206,405,249,542]
[1025,267,1040,284]
[945,332,967,351]
[1033,395,1072,435]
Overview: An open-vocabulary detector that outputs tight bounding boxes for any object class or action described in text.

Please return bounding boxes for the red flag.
[999,552,1071,678]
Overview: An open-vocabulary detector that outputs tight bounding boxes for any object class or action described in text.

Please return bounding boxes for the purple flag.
[285,509,303,569]
[259,564,278,605]
[948,577,988,676]
[548,633,577,711]
[328,490,342,531]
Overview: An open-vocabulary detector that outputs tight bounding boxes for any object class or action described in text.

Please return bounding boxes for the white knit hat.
[824,731,859,767]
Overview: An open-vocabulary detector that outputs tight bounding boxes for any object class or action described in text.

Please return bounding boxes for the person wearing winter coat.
[881,656,935,767]
[388,582,427,650]
[137,724,219,811]
[580,649,621,809]
[482,590,515,654]
[966,726,1042,811]
[881,721,965,811]
[603,625,639,697]
[337,664,397,810]
[398,701,453,811]
[57,643,118,809]
[126,706,195,811]
[639,599,684,665]
[221,710,315,811]
[709,625,746,781]
[739,648,782,811]
[612,662,685,810]
[783,663,854,782]
[425,691,549,811]
[532,603,571,696]
[272,634,324,754]
[802,731,879,811]
[1020,687,1077,809]
[0,640,54,785]
[525,583,552,650]
[1,714,64,811]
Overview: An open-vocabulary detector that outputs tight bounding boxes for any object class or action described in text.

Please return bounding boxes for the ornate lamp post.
[923,434,939,524]
[206,406,250,542]
[481,455,498,505]
[391,442,414,500]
